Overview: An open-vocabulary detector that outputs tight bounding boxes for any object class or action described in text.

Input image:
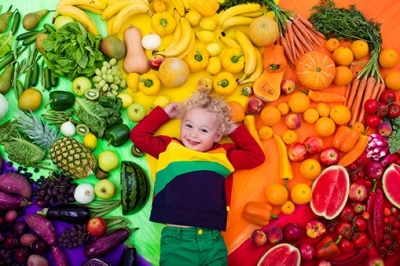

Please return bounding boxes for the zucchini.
[120,161,150,215]
[36,204,91,224]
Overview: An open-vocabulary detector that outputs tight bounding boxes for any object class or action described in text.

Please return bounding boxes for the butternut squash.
[123,25,150,74]
[253,70,284,102]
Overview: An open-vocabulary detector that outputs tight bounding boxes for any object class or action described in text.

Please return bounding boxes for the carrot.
[339,133,368,167]
[350,77,367,126]
[375,81,386,101]
[307,90,346,103]
[280,36,295,69]
[358,76,376,123]
[292,18,320,46]
[285,20,296,59]
[291,23,314,52]
[345,77,361,109]
[295,13,325,39]
[293,33,306,57]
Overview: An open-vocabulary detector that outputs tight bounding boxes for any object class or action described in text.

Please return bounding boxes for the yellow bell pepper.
[193,0,219,17]
[213,72,237,96]
[138,73,161,96]
[150,12,176,36]
[221,48,245,74]
[184,48,209,72]
[206,56,222,76]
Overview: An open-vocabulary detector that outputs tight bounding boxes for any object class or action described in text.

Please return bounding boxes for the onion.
[60,120,76,137]
[74,183,95,204]
[282,222,303,243]
[141,33,161,50]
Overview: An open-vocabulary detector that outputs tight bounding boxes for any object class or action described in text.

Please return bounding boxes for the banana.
[241,10,264,18]
[177,31,195,59]
[235,30,257,77]
[158,17,192,57]
[55,5,99,35]
[76,5,103,14]
[182,0,191,12]
[221,16,254,30]
[106,14,116,35]
[57,0,106,9]
[219,3,261,27]
[101,0,147,21]
[163,17,182,50]
[170,0,185,17]
[195,30,215,44]
[237,47,263,85]
[151,95,171,109]
[110,3,150,36]
[219,36,242,51]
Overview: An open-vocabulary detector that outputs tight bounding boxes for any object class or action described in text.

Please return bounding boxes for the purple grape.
[14,221,29,236]
[4,234,19,249]
[14,246,30,262]
[31,239,48,255]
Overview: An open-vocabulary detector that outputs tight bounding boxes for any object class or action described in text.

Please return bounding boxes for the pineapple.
[14,111,96,179]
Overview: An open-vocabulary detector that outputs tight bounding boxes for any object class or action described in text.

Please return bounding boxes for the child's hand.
[226,122,238,135]
[164,103,180,119]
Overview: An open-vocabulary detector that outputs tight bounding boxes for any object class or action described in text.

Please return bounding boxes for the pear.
[0,7,15,33]
[0,64,14,95]
[22,9,49,30]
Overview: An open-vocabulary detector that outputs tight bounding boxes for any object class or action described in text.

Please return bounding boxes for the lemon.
[83,133,98,151]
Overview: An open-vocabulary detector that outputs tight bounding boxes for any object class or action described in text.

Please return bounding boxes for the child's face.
[180,107,223,152]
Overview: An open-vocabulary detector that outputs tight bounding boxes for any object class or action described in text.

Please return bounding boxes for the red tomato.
[339,206,355,222]
[351,231,371,248]
[354,216,367,231]
[379,90,397,104]
[338,238,354,253]
[364,99,379,114]
[388,103,400,118]
[353,202,366,213]
[335,221,353,239]
[377,102,388,118]
[365,114,381,128]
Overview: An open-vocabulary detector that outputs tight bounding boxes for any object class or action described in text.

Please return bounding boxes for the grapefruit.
[382,164,400,208]
[257,243,301,266]
[310,165,349,220]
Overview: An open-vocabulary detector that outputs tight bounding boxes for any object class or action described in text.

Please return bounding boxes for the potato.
[27,254,49,266]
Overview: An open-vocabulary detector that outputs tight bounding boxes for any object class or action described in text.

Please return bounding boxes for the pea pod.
[44,91,75,111]
[104,123,130,147]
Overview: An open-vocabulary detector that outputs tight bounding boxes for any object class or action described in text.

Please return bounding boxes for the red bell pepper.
[315,235,342,259]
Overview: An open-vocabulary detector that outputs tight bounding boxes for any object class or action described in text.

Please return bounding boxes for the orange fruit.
[260,106,282,126]
[303,108,320,124]
[266,183,289,205]
[334,66,353,86]
[330,105,351,125]
[315,117,336,137]
[332,46,354,66]
[281,200,295,215]
[379,48,399,69]
[277,102,289,115]
[299,159,322,180]
[385,70,400,91]
[290,183,312,205]
[282,130,298,145]
[349,40,369,60]
[248,16,279,47]
[258,126,274,140]
[153,0,167,13]
[325,38,340,52]
[288,92,310,113]
[228,101,245,123]
[316,103,330,117]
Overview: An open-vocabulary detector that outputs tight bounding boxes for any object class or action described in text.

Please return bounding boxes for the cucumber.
[120,161,150,215]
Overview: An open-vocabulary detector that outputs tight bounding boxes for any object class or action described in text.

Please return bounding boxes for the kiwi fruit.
[84,89,100,101]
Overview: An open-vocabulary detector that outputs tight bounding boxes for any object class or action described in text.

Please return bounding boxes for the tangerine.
[315,117,336,137]
[266,183,288,205]
[288,92,310,113]
[281,200,295,215]
[316,103,330,117]
[153,0,167,13]
[299,159,322,180]
[277,102,289,115]
[282,130,298,145]
[303,108,320,124]
[258,126,274,140]
[385,70,400,91]
[349,40,369,60]
[379,48,399,69]
[228,101,245,123]
[290,183,312,205]
[260,105,282,126]
[332,46,354,66]
[334,66,353,86]
[325,38,340,52]
[330,105,351,125]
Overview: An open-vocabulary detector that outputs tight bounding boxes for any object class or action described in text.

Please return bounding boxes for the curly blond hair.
[178,89,233,135]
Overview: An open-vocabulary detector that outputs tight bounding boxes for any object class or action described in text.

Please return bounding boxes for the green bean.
[10,9,20,34]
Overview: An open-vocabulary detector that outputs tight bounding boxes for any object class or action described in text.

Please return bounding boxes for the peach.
[247,97,264,115]
[148,54,165,70]
[266,226,283,244]
[197,77,213,90]
[281,78,296,95]
[376,121,392,137]
[250,228,267,246]
[285,113,302,130]
[288,142,308,162]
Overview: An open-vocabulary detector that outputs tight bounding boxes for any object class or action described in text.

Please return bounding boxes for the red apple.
[281,78,296,95]
[348,183,368,202]
[299,242,315,261]
[87,217,107,237]
[197,77,213,90]
[247,97,264,115]
[363,255,384,266]
[288,142,308,162]
[148,54,164,70]
[319,147,340,166]
[284,113,302,130]
[303,136,323,155]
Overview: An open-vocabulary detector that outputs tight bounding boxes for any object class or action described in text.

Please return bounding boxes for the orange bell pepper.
[241,201,278,227]
[263,44,287,73]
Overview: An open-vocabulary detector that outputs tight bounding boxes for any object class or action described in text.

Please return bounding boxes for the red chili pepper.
[373,188,384,249]
[315,235,342,259]
[366,179,377,242]
[328,247,368,266]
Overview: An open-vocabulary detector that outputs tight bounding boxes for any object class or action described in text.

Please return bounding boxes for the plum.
[266,226,283,244]
[376,121,392,137]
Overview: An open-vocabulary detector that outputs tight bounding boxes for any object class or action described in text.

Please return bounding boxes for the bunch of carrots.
[266,0,323,68]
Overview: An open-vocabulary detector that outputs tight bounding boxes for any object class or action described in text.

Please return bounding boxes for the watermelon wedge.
[382,163,400,208]
[310,165,349,220]
[257,243,300,266]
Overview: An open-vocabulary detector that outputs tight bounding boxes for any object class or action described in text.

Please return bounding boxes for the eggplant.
[36,204,90,224]
[0,190,30,210]
[81,258,111,266]
[119,244,137,266]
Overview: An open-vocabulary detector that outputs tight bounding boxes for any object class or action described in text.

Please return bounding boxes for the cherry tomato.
[377,102,388,118]
[379,90,397,104]
[353,202,366,213]
[388,103,400,118]
[362,211,370,220]
[338,238,354,253]
[351,231,371,248]
[364,99,379,114]
[365,114,381,128]
[354,216,367,231]
[335,221,353,239]
[340,206,355,222]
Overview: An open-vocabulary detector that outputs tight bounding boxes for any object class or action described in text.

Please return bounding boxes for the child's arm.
[130,106,174,158]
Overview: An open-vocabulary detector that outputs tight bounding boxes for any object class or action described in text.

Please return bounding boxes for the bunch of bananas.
[218,3,263,30]
[54,0,107,35]
[170,0,191,17]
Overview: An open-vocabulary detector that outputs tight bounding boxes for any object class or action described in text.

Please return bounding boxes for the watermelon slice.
[310,165,349,220]
[382,164,400,208]
[257,243,300,266]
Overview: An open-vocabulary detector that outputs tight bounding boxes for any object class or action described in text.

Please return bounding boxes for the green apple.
[127,102,147,122]
[94,179,116,200]
[54,15,74,30]
[97,150,119,172]
[72,76,92,96]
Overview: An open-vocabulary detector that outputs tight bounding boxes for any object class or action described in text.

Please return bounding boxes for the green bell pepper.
[44,91,75,111]
[104,123,130,147]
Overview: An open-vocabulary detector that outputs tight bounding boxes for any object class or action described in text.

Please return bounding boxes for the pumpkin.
[0,93,8,121]
[295,51,336,90]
